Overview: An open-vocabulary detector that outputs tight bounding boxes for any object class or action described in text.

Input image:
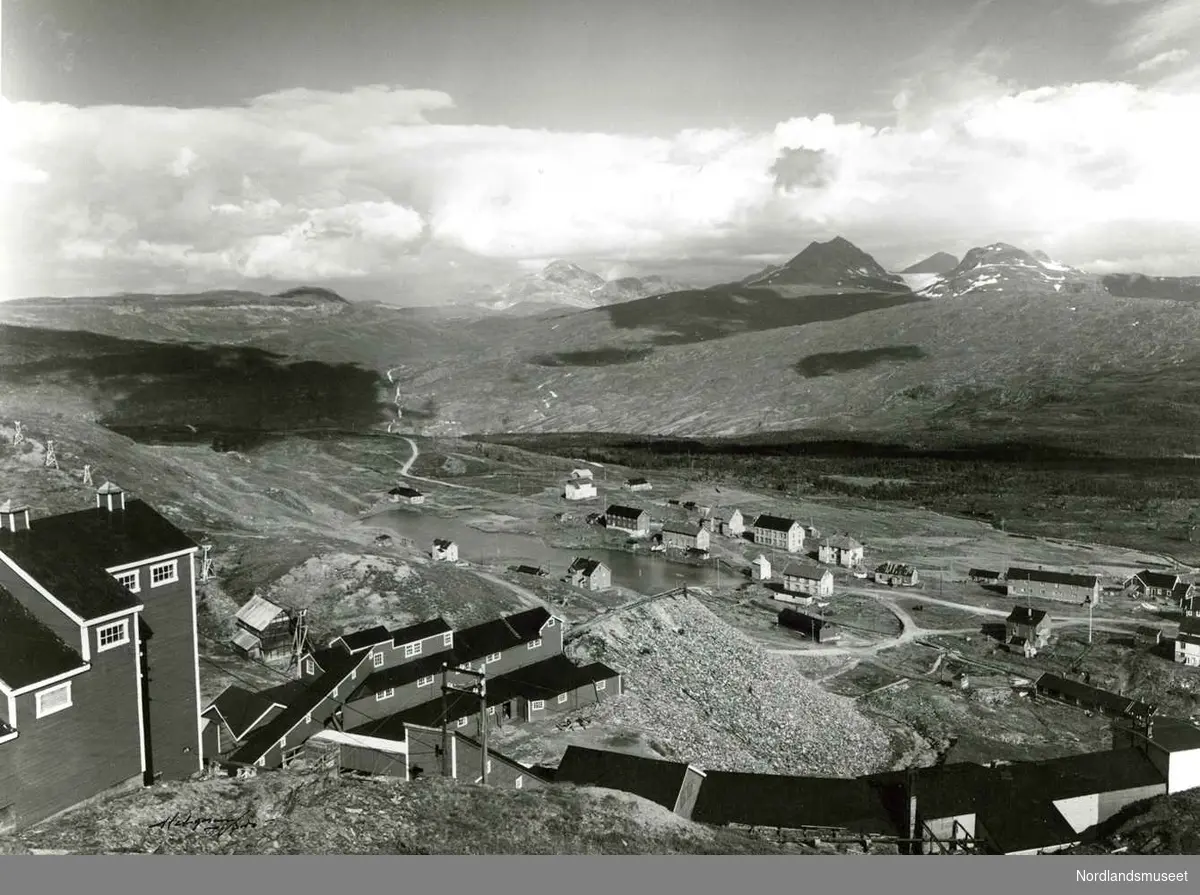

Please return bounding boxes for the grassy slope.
[1,771,792,855]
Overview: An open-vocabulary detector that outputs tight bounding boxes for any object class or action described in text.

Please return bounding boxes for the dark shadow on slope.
[602,286,927,346]
[0,324,390,447]
[528,347,655,367]
[794,345,927,377]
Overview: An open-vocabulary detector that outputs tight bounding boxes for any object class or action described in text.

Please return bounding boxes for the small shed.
[232,594,293,659]
[432,539,459,562]
[777,608,840,644]
[626,477,653,492]
[388,485,425,505]
[751,554,771,581]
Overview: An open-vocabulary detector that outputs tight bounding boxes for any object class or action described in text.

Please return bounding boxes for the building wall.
[753,527,803,553]
[0,626,142,831]
[1008,579,1099,604]
[1176,641,1200,666]
[372,631,455,674]
[1168,749,1200,794]
[523,675,620,720]
[452,735,544,789]
[405,724,452,779]
[336,742,408,778]
[1054,783,1165,834]
[783,575,832,596]
[923,813,977,843]
[346,676,441,722]
[608,515,648,533]
[132,550,202,780]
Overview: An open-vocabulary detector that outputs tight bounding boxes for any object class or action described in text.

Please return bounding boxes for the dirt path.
[398,437,419,475]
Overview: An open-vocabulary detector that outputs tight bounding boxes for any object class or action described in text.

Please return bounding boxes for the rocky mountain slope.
[1102,273,1200,303]
[901,252,959,275]
[742,236,910,293]
[917,243,1099,299]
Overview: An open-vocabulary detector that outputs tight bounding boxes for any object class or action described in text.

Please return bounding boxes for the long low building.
[1006,566,1100,604]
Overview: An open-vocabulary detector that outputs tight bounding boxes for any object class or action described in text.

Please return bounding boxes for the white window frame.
[256,756,266,767]
[486,759,492,773]
[456,716,468,728]
[305,658,315,675]
[35,682,73,718]
[404,642,422,659]
[304,712,313,725]
[487,706,495,715]
[418,675,435,688]
[149,560,179,588]
[545,618,555,628]
[486,652,502,664]
[557,693,569,704]
[373,652,385,668]
[96,619,130,652]
[115,570,140,593]
[530,699,545,711]
[278,737,286,749]
[376,688,395,701]
[596,680,607,691]
[515,775,524,789]
[442,632,453,647]
[527,639,543,650]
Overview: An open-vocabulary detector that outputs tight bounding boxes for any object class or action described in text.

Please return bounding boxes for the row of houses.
[969,565,1199,608]
[202,606,623,774]
[603,505,713,553]
[550,712,1200,854]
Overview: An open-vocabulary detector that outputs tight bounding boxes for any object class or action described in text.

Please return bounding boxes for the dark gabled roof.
[661,520,701,537]
[0,585,87,690]
[1179,615,1200,636]
[306,645,349,674]
[335,626,391,653]
[0,499,195,620]
[782,561,829,580]
[555,746,693,810]
[391,616,453,647]
[823,534,862,550]
[778,608,827,632]
[1134,570,1180,589]
[752,514,799,533]
[876,562,915,577]
[389,486,422,497]
[1007,567,1097,588]
[692,772,895,834]
[626,477,649,485]
[605,504,647,519]
[513,565,547,576]
[969,568,1001,579]
[1174,582,1196,600]
[1006,606,1048,627]
[432,538,456,549]
[202,685,284,741]
[1144,717,1200,753]
[454,607,552,663]
[567,557,605,576]
[982,793,1079,854]
[1034,673,1135,714]
[227,649,365,764]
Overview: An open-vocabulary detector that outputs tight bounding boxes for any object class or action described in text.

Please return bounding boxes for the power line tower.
[441,662,489,784]
[199,543,215,582]
[82,464,94,487]
[12,421,23,447]
[44,439,59,469]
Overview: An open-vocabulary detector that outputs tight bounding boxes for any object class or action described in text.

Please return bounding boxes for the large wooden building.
[751,515,805,553]
[0,484,202,832]
[661,521,710,552]
[605,505,650,535]
[1006,567,1100,604]
[819,534,863,568]
[781,562,834,597]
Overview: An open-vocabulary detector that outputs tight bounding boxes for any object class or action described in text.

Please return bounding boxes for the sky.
[2,0,1199,304]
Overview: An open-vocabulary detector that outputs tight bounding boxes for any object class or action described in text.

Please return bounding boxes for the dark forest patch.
[528,346,654,367]
[794,345,927,377]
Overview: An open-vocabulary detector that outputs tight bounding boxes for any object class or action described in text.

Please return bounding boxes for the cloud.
[1119,0,1200,59]
[4,73,1200,299]
[1133,47,1191,71]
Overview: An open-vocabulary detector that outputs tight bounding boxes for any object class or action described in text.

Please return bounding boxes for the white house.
[718,509,745,538]
[818,534,863,568]
[751,515,805,553]
[626,477,652,492]
[782,562,834,597]
[564,479,598,501]
[432,539,459,562]
[1176,615,1200,667]
[751,554,771,581]
[570,468,594,481]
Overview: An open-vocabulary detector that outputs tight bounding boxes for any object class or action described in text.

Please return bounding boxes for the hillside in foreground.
[0,772,793,855]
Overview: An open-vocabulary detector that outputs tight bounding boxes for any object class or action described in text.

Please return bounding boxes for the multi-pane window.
[527,639,542,650]
[442,632,453,647]
[596,680,607,691]
[376,689,395,701]
[530,700,545,711]
[456,716,468,728]
[115,570,140,592]
[557,693,569,704]
[418,676,435,688]
[373,652,385,668]
[486,652,502,664]
[150,560,178,587]
[97,620,129,652]
[404,642,422,658]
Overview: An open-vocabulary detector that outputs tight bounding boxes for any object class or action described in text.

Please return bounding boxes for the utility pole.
[442,662,488,784]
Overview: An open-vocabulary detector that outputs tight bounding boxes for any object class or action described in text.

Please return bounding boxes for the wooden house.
[566,557,611,591]
[605,504,650,535]
[0,484,202,832]
[661,521,710,552]
[1125,569,1182,601]
[569,468,594,481]
[777,608,840,643]
[231,594,292,660]
[819,534,864,568]
[431,539,459,562]
[751,554,771,581]
[388,486,425,505]
[1005,606,1050,650]
[718,509,745,537]
[1033,673,1147,717]
[555,746,706,819]
[626,477,652,492]
[874,562,919,587]
[1006,567,1100,605]
[1175,616,1200,667]
[563,479,597,501]
[969,568,1001,585]
[782,562,834,597]
[751,515,804,553]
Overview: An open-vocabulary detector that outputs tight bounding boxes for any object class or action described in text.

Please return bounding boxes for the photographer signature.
[148,808,258,837]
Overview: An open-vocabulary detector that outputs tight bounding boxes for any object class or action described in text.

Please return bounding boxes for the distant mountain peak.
[473,262,686,314]
[273,286,350,305]
[918,242,1095,299]
[901,252,958,275]
[743,236,910,293]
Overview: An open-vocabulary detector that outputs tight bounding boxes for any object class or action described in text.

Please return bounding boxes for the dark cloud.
[770,147,833,192]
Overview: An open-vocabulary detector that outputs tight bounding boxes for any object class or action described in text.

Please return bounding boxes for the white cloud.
[1134,48,1191,71]
[1120,0,1200,59]
[4,74,1200,299]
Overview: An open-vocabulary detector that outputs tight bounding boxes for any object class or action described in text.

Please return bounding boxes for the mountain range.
[467,261,688,314]
[741,236,911,293]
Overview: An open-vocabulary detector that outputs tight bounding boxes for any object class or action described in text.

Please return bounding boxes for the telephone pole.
[442,662,489,784]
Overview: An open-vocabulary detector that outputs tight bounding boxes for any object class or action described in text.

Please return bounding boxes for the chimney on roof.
[96,481,126,513]
[0,499,31,533]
